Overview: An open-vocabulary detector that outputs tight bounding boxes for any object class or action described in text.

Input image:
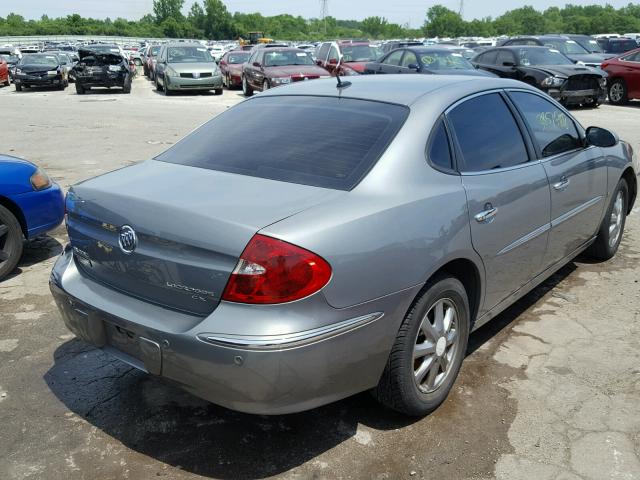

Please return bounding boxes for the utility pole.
[458,0,464,17]
[320,0,329,36]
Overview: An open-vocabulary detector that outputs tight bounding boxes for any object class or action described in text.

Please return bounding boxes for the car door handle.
[474,205,498,223]
[553,176,570,191]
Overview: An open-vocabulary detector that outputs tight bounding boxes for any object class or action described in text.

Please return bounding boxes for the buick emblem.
[118,225,137,254]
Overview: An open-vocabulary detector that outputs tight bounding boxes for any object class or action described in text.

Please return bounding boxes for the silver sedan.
[51,75,638,416]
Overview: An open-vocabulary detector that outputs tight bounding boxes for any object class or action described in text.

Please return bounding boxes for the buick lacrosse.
[51,75,638,416]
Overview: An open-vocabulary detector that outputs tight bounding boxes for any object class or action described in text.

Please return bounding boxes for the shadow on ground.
[43,262,575,479]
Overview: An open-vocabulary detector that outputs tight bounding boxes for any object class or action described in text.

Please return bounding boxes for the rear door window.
[477,50,498,64]
[448,93,529,171]
[496,50,515,65]
[156,96,409,191]
[509,91,582,157]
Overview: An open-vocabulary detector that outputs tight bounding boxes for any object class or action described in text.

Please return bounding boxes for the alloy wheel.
[609,190,624,248]
[413,298,460,394]
[609,82,624,103]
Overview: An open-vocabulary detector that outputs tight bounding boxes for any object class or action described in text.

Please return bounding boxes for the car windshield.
[264,50,314,66]
[150,46,160,56]
[156,96,409,191]
[518,48,574,66]
[583,39,604,53]
[609,40,637,53]
[340,45,378,62]
[88,45,121,54]
[168,46,214,63]
[420,51,474,70]
[19,54,59,66]
[1,54,18,63]
[56,54,70,64]
[227,52,250,64]
[543,39,589,55]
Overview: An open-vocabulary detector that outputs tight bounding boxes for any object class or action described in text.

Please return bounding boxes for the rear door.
[447,91,551,315]
[494,50,519,79]
[508,90,607,265]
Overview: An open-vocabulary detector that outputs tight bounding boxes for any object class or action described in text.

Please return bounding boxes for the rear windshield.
[156,96,408,190]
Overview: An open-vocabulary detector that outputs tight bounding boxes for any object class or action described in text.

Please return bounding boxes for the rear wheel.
[374,275,470,416]
[263,79,270,91]
[214,88,223,95]
[608,79,628,105]
[3,75,9,87]
[586,178,628,261]
[15,83,22,92]
[0,204,24,281]
[242,76,253,97]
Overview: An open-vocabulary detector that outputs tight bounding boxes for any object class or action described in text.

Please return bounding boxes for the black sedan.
[472,46,607,107]
[13,54,68,91]
[364,47,495,77]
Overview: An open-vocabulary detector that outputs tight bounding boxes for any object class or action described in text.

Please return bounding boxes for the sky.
[0,0,633,28]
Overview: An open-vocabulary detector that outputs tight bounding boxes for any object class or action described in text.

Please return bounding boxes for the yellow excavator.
[239,32,274,46]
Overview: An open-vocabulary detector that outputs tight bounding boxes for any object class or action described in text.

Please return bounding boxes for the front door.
[507,90,607,265]
[447,92,551,314]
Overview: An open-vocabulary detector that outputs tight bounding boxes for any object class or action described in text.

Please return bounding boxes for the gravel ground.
[0,75,639,480]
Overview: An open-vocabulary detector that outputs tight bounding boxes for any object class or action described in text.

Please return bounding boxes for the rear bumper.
[50,248,412,414]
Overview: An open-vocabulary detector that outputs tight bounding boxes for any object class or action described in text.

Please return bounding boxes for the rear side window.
[509,91,581,157]
[448,93,528,171]
[477,50,498,64]
[496,50,515,65]
[427,119,453,170]
[156,96,409,191]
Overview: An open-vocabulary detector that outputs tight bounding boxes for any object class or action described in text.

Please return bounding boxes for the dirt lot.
[1,76,639,480]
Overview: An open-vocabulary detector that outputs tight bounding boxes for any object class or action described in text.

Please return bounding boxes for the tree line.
[1,1,640,41]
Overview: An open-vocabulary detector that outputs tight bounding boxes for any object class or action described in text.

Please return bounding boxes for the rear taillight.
[222,234,331,304]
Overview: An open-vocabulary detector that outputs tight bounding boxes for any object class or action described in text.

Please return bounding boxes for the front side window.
[448,93,528,171]
[384,50,404,66]
[510,91,581,158]
[496,50,515,65]
[401,51,418,67]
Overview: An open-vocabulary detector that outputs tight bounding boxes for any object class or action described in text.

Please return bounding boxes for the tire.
[3,76,9,87]
[608,79,628,105]
[122,81,132,94]
[143,65,149,77]
[0,204,24,281]
[374,275,470,416]
[75,83,84,95]
[15,83,22,92]
[223,73,228,88]
[586,178,628,261]
[163,76,172,96]
[242,76,253,97]
[214,88,223,95]
[155,75,163,92]
[263,79,270,91]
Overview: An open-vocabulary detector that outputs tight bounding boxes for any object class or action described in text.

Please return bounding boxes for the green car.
[155,42,223,95]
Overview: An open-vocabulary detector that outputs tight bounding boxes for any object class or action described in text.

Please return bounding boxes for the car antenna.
[336,72,351,89]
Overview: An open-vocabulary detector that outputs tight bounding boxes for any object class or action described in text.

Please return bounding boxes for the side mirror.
[329,58,338,65]
[252,61,261,68]
[502,61,516,67]
[585,126,618,148]
[407,63,420,70]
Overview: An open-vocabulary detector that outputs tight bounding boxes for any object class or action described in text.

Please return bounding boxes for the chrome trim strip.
[551,196,603,228]
[197,312,384,351]
[497,223,551,256]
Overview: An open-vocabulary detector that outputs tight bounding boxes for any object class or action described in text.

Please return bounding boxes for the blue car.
[0,155,65,279]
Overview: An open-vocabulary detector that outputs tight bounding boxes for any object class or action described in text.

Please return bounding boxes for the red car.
[602,48,640,105]
[241,47,330,96]
[0,58,9,87]
[219,50,250,89]
[315,40,380,75]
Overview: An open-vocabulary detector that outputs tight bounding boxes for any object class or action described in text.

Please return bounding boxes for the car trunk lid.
[66,160,342,316]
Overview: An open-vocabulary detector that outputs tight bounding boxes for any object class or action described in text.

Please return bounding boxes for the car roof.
[256,74,533,107]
